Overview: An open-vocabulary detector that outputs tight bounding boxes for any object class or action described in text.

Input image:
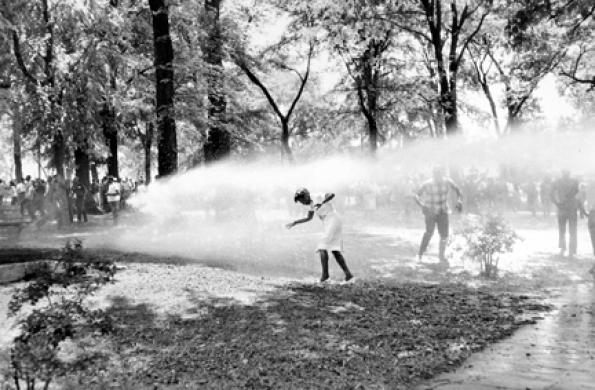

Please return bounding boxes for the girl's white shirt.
[308,197,336,221]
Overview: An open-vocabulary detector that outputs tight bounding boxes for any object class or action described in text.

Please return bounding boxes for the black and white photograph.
[0,0,594,389]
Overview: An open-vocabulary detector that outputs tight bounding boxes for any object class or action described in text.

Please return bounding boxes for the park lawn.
[68,279,549,390]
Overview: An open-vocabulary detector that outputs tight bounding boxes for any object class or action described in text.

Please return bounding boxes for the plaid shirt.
[417,179,460,214]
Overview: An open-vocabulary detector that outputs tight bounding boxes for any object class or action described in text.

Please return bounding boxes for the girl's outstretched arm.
[286,210,315,229]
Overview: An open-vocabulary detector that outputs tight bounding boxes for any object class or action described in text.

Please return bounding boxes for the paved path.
[418,281,595,390]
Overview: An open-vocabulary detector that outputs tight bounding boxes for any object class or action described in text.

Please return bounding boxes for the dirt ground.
[0,210,593,388]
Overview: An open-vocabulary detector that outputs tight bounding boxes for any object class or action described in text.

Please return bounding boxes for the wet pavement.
[418,281,595,390]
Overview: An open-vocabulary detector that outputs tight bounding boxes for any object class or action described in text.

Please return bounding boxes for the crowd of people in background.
[338,167,558,219]
[0,174,143,227]
[1,166,595,270]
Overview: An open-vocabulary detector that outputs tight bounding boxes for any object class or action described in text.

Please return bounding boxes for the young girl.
[286,188,354,282]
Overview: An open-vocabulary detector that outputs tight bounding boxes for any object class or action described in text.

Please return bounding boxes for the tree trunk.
[504,83,521,133]
[367,117,378,152]
[280,120,293,161]
[358,47,379,153]
[442,87,459,134]
[203,0,230,163]
[425,116,436,138]
[436,55,459,134]
[74,147,90,187]
[149,0,178,176]
[145,122,154,184]
[506,108,521,132]
[51,131,65,177]
[102,114,119,177]
[12,114,23,182]
[482,83,501,135]
[366,77,378,152]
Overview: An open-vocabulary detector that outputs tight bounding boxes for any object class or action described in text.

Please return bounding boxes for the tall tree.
[4,0,67,175]
[102,102,119,178]
[559,1,595,91]
[470,0,590,132]
[467,42,501,134]
[398,0,492,134]
[235,42,314,159]
[347,36,392,152]
[203,0,231,162]
[149,0,177,176]
[286,0,401,151]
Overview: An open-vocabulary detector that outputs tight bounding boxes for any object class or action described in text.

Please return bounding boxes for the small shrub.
[4,240,116,390]
[453,214,519,278]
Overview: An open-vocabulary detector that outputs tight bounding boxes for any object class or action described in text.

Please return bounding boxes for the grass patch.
[72,281,549,389]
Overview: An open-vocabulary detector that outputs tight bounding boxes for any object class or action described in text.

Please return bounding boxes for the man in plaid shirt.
[414,167,462,262]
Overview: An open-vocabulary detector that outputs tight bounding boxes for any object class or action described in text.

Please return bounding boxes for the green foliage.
[454,214,520,278]
[0,0,593,172]
[5,240,116,390]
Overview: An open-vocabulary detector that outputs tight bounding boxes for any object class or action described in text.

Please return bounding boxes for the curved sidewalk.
[418,281,595,390]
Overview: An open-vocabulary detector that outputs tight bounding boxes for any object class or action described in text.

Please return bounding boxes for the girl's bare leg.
[332,251,353,281]
[318,250,329,282]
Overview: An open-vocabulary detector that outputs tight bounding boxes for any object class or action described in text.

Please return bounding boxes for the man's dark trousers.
[419,210,449,259]
[587,211,595,255]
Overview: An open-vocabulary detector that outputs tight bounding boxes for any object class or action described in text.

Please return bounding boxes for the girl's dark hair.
[294,188,310,203]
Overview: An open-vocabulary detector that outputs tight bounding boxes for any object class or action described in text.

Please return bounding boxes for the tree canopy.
[0,0,592,180]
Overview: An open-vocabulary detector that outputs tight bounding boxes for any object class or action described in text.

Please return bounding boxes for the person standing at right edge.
[578,181,595,276]
[415,167,463,264]
[550,170,580,258]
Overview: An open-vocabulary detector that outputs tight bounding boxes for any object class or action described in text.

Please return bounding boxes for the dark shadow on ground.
[74,282,551,390]
[0,247,60,264]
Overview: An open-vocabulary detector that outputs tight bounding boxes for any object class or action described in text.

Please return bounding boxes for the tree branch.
[560,47,595,89]
[455,7,490,68]
[11,31,38,84]
[41,0,53,84]
[285,43,314,120]
[392,22,432,42]
[236,59,285,121]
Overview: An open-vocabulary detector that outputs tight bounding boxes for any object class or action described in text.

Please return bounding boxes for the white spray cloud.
[94,129,595,277]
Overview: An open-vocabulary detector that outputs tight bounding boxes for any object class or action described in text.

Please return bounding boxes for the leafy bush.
[4,240,116,390]
[453,214,519,278]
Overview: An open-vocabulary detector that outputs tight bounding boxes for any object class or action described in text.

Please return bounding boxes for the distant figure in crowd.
[91,178,102,212]
[72,177,88,223]
[550,170,580,258]
[23,176,35,219]
[52,174,71,229]
[287,188,354,282]
[16,177,27,216]
[579,182,595,276]
[120,178,132,210]
[9,180,17,205]
[106,176,121,224]
[524,181,538,217]
[32,178,46,221]
[0,179,11,206]
[100,176,110,212]
[540,176,552,217]
[415,166,463,263]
